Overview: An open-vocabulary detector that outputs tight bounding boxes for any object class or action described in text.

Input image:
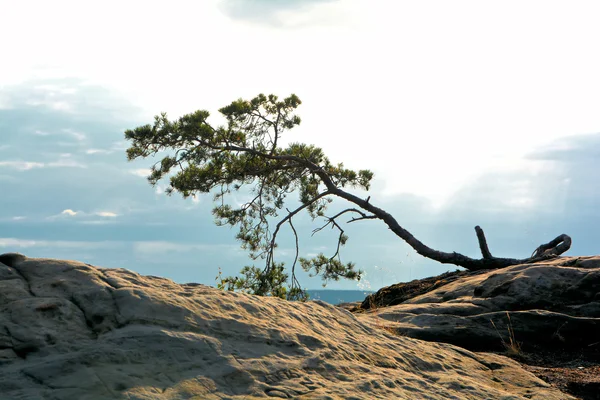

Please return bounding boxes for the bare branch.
[259,191,332,293]
[475,226,493,259]
[531,234,572,258]
[287,211,302,293]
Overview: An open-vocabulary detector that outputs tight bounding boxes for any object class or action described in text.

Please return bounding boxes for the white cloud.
[130,168,151,177]
[45,209,82,220]
[85,148,111,155]
[25,98,73,112]
[95,211,118,217]
[0,238,38,248]
[78,220,117,225]
[48,158,87,168]
[0,238,117,249]
[47,209,119,220]
[0,161,45,171]
[11,216,27,221]
[0,154,86,170]
[33,130,50,136]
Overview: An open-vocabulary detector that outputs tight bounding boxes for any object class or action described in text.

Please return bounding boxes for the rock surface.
[0,253,573,399]
[358,256,600,355]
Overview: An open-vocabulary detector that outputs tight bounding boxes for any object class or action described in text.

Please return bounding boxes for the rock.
[0,254,573,399]
[359,256,600,354]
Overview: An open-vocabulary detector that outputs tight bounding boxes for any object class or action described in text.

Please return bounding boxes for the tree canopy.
[125,93,571,301]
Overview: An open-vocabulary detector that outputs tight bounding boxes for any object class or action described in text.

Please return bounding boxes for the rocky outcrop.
[0,253,572,399]
[358,256,600,354]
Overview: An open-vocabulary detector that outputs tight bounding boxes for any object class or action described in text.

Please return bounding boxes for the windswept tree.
[125,94,571,300]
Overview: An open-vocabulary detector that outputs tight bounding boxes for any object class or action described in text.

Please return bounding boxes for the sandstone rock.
[359,256,600,354]
[0,253,573,399]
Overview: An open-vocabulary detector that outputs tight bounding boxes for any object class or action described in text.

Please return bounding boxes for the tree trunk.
[330,187,571,271]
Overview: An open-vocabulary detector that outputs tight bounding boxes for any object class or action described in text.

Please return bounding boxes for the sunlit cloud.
[61,209,79,216]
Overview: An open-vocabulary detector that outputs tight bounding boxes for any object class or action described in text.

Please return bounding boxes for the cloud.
[527,132,600,163]
[0,238,116,250]
[219,0,338,25]
[78,220,118,225]
[95,212,118,217]
[85,141,129,156]
[48,209,119,221]
[130,168,151,177]
[0,161,45,171]
[0,78,144,123]
[61,209,78,216]
[48,155,87,168]
[85,148,111,155]
[28,128,88,148]
[0,153,86,171]
[0,159,86,170]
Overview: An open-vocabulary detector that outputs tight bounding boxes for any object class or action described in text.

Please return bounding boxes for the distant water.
[306,290,374,305]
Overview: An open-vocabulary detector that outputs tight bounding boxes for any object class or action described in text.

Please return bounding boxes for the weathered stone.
[0,253,572,399]
[359,256,600,354]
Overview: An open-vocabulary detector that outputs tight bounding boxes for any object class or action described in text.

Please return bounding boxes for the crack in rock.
[68,295,99,339]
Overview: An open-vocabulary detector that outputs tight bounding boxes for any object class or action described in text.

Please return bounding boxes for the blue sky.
[1,0,600,291]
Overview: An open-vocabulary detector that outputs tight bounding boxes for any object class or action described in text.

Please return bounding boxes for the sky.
[1,0,600,292]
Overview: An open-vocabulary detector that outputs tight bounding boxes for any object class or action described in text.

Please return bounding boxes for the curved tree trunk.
[330,187,572,271]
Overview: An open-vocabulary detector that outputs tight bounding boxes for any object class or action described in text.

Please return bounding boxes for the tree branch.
[475,225,493,259]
